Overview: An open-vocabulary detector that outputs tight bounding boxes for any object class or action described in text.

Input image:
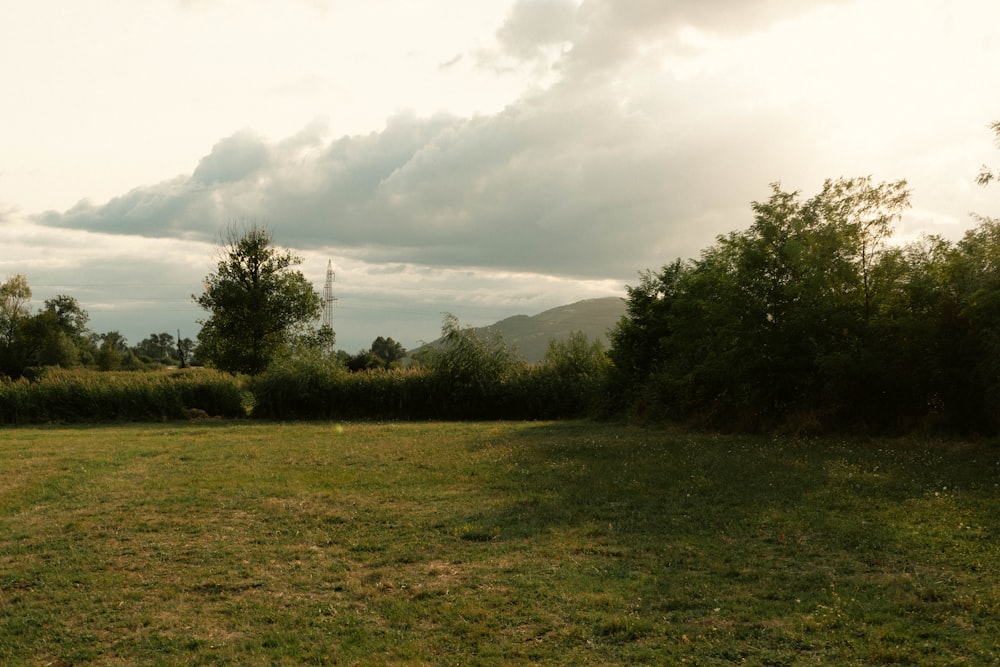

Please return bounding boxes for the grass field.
[0,421,998,665]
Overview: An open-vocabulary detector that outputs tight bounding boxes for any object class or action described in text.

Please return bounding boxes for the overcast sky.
[2,0,999,352]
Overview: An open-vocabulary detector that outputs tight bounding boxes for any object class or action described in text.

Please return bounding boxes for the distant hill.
[415,296,626,364]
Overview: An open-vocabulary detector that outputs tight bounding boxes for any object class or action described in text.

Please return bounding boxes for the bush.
[252,322,614,421]
[0,368,244,425]
[426,314,526,419]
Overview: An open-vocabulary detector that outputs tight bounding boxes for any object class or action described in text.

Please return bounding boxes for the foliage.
[95,331,128,372]
[1,422,998,665]
[250,333,348,419]
[0,275,36,377]
[132,331,194,367]
[195,222,323,375]
[528,331,613,418]
[346,335,407,372]
[608,175,1000,433]
[976,119,1000,186]
[0,278,96,378]
[428,313,526,418]
[251,319,612,421]
[371,335,407,367]
[0,368,245,425]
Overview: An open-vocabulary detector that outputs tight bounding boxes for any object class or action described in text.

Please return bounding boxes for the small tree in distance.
[195,222,323,375]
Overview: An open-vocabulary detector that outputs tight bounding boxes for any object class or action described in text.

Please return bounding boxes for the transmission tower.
[321,260,337,330]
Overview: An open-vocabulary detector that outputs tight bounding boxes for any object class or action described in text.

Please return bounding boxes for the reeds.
[0,368,245,425]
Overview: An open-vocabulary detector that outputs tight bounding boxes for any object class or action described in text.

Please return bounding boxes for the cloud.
[15,0,1000,355]
[33,0,997,290]
[191,130,271,185]
[495,0,578,61]
[33,106,750,279]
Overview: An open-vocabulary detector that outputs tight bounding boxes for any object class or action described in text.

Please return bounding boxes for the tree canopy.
[0,276,98,378]
[195,223,324,375]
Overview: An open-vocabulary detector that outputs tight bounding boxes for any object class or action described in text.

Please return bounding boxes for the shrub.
[0,368,244,425]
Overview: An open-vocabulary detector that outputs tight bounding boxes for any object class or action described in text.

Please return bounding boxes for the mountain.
[415,296,626,364]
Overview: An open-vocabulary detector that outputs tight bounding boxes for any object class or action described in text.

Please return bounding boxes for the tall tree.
[0,274,32,349]
[195,222,323,375]
[39,295,94,366]
[0,275,34,377]
[609,177,911,429]
[96,331,128,371]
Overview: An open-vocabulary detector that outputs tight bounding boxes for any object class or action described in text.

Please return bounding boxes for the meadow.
[0,421,998,665]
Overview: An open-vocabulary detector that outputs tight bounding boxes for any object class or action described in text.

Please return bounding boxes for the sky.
[2,0,999,353]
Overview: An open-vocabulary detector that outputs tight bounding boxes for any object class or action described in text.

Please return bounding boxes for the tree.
[371,336,406,367]
[40,295,94,366]
[134,332,176,363]
[430,313,524,418]
[96,331,128,371]
[0,275,32,350]
[609,177,911,429]
[607,261,686,388]
[976,120,1000,186]
[43,295,90,338]
[0,275,34,377]
[348,336,407,371]
[195,222,323,375]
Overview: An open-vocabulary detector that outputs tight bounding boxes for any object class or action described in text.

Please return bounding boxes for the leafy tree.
[371,336,406,367]
[134,332,176,364]
[539,331,612,417]
[39,295,94,366]
[27,310,79,368]
[976,120,1000,186]
[96,331,128,371]
[430,313,524,418]
[544,331,608,378]
[195,223,323,375]
[43,295,90,338]
[0,275,33,376]
[0,278,100,376]
[607,260,687,402]
[0,274,31,345]
[609,177,911,429]
[347,336,407,371]
[346,349,384,372]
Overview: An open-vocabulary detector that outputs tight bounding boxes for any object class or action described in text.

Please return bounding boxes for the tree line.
[610,176,1000,433]
[4,124,999,433]
[0,223,403,379]
[0,275,192,378]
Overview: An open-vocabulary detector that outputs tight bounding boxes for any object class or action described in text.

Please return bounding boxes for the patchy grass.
[0,421,998,664]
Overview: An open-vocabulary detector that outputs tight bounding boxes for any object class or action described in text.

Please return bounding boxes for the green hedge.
[0,368,245,425]
[251,364,603,421]
[0,360,611,425]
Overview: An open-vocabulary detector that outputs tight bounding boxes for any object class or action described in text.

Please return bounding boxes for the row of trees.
[1,224,371,379]
[192,223,412,374]
[6,118,998,433]
[0,275,199,379]
[608,175,1000,433]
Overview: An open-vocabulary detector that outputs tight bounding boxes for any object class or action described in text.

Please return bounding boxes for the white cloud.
[4,0,1000,352]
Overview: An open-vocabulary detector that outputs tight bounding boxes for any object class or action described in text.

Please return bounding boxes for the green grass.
[0,421,998,665]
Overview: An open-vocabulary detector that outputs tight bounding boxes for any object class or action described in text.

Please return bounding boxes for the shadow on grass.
[464,422,1000,566]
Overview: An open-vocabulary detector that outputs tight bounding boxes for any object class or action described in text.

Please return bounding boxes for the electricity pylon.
[321,260,337,330]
